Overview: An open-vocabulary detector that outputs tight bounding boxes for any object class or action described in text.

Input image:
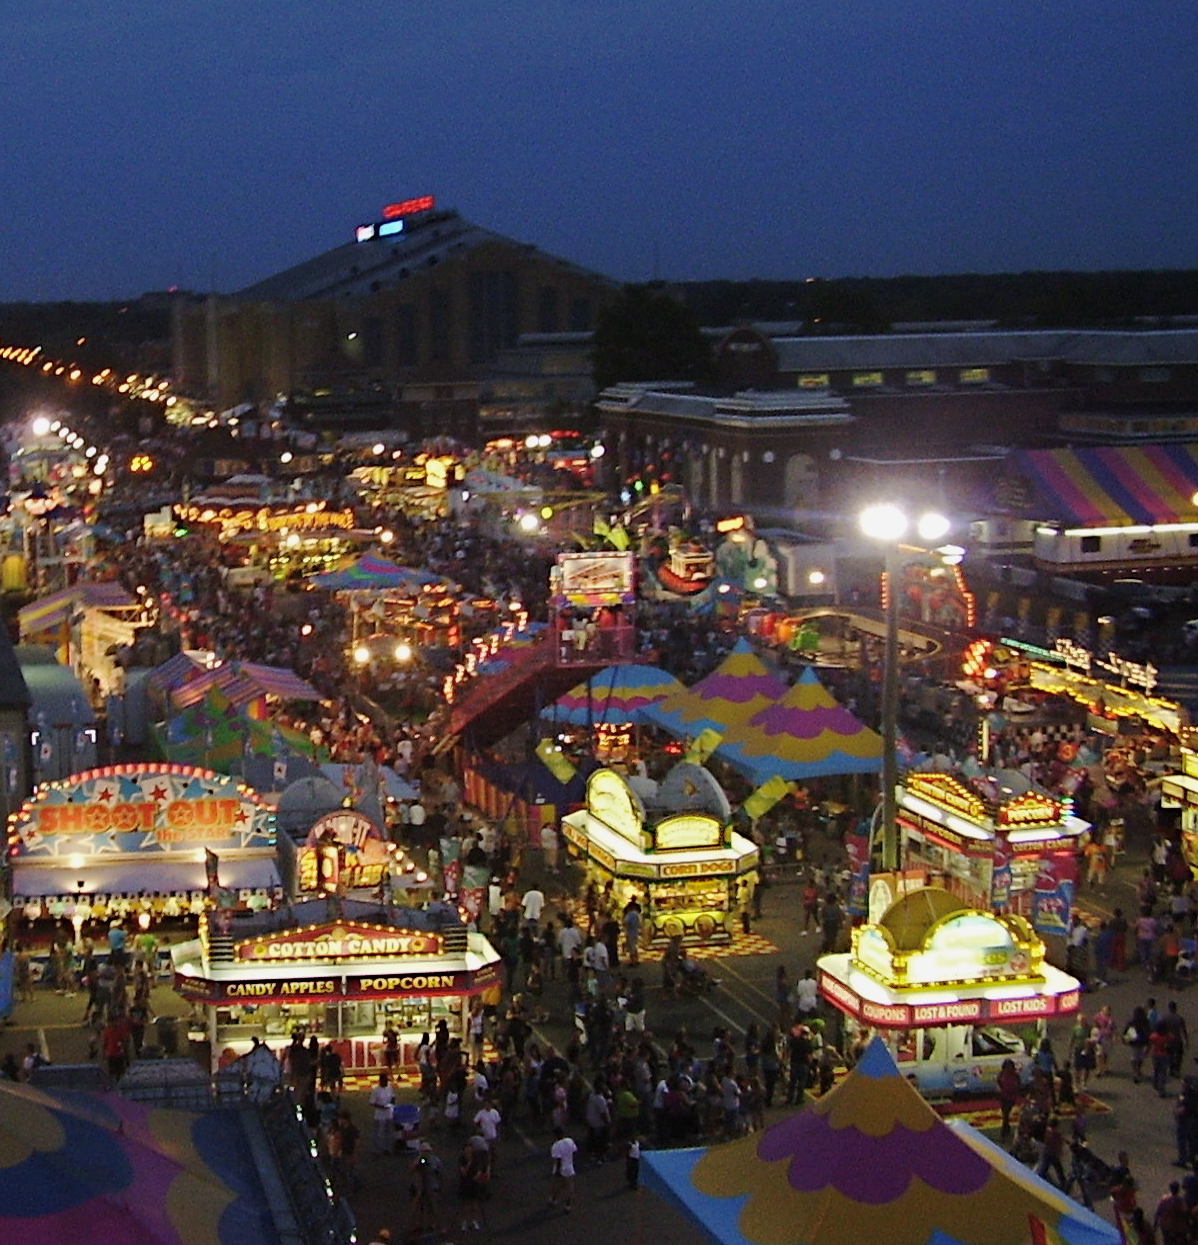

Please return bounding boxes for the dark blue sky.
[4,1,1197,301]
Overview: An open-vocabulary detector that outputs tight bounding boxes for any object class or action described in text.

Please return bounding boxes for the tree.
[591,284,714,393]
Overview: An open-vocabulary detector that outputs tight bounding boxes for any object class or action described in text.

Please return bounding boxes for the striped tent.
[714,666,882,784]
[642,639,788,740]
[643,1037,1118,1245]
[170,661,320,712]
[1009,443,1198,526]
[541,664,684,727]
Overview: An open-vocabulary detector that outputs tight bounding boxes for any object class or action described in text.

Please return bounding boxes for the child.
[625,1136,641,1191]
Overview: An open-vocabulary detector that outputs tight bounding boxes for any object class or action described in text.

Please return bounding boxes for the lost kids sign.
[7,764,275,858]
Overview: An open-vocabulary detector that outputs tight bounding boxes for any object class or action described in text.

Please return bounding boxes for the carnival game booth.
[172,898,501,1072]
[818,887,1082,1097]
[1026,637,1185,735]
[895,769,1090,937]
[4,764,280,945]
[561,766,759,943]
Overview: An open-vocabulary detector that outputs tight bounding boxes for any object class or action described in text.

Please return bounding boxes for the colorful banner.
[536,738,577,784]
[1030,852,1077,936]
[844,819,872,918]
[990,837,1012,910]
[684,728,723,765]
[440,836,462,896]
[459,863,490,924]
[740,775,793,822]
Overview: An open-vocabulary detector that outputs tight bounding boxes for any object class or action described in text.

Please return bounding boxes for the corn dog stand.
[561,766,759,943]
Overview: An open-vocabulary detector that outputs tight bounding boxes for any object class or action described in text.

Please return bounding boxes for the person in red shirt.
[102,1013,133,1081]
[1150,1026,1173,1097]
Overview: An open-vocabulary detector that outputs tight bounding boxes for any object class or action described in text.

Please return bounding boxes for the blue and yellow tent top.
[0,1080,279,1244]
[1009,443,1198,527]
[642,639,788,740]
[541,663,684,727]
[642,1038,1119,1245]
[713,667,882,784]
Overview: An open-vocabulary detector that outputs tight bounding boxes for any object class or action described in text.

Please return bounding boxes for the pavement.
[1,816,1189,1244]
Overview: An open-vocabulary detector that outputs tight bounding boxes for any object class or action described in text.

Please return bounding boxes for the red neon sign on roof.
[383,195,435,220]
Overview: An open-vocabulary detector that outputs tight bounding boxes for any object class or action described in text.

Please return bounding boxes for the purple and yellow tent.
[643,1038,1118,1245]
[541,663,684,727]
[713,667,883,784]
[0,1081,280,1244]
[642,639,788,740]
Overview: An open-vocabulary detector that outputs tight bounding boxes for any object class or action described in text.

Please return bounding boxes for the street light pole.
[879,544,901,872]
[859,504,950,876]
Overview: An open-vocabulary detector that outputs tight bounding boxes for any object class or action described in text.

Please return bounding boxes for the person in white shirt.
[368,1073,396,1154]
[521,885,545,930]
[792,969,819,1016]
[558,919,583,961]
[473,1099,502,1167]
[549,1126,578,1211]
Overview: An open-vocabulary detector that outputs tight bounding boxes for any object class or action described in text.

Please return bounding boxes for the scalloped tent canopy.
[642,1037,1119,1245]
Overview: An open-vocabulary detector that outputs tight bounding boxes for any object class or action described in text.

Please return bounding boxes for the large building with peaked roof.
[171,203,614,441]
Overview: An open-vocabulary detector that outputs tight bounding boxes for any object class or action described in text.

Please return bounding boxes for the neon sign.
[383,195,435,220]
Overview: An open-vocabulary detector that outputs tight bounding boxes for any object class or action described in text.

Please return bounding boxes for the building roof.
[14,647,94,726]
[766,327,1198,373]
[597,384,853,431]
[234,208,612,303]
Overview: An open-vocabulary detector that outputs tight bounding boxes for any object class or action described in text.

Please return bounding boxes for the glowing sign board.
[383,195,435,219]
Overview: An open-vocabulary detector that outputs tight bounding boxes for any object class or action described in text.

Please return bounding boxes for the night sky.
[5,1,1197,301]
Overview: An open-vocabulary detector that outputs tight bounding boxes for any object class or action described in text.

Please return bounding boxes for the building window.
[798,373,829,388]
[906,369,936,386]
[395,304,419,367]
[1189,533,1198,548]
[852,371,884,387]
[1080,535,1101,554]
[362,317,383,367]
[468,271,520,363]
[537,287,559,334]
[959,367,990,384]
[429,287,452,361]
[569,297,592,332]
[1139,367,1172,383]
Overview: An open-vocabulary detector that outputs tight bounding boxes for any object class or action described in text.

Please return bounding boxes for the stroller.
[1063,1139,1113,1210]
[677,955,720,996]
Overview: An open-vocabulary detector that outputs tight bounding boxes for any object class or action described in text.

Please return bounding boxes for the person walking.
[996,1058,1021,1144]
[1150,1025,1173,1098]
[368,1073,396,1155]
[457,1134,491,1232]
[548,1126,578,1212]
[1035,1116,1067,1188]
[1154,1181,1188,1245]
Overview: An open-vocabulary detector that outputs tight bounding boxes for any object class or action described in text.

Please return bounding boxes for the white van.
[891,1024,1031,1096]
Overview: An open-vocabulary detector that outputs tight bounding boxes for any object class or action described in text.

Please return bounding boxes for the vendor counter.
[172,900,501,1072]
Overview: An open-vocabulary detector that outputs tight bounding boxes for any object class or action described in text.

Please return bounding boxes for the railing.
[259,1087,357,1245]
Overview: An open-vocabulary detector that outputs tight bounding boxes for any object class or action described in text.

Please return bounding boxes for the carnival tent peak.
[641,1036,1118,1245]
[540,662,684,727]
[642,638,789,740]
[712,665,883,784]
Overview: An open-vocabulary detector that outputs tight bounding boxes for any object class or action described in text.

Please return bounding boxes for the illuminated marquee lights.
[382,195,435,219]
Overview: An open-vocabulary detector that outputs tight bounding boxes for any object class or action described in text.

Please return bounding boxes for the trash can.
[156,1016,179,1057]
